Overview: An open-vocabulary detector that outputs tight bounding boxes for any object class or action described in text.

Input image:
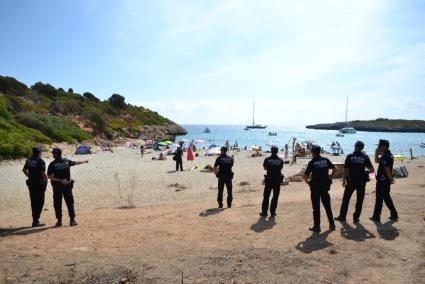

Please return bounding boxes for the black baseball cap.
[32,147,41,154]
[311,145,321,154]
[354,141,364,149]
[271,146,278,154]
[51,148,62,155]
[378,139,389,147]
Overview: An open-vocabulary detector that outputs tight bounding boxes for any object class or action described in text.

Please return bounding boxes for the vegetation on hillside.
[0,75,184,159]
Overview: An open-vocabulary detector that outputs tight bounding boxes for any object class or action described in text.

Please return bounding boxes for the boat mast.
[252,102,255,126]
[345,96,348,126]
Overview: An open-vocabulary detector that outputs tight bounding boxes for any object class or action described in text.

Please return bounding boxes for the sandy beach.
[1,147,424,283]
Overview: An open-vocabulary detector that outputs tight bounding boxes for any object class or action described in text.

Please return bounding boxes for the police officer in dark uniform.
[174,146,183,171]
[213,147,234,208]
[22,147,48,227]
[260,146,284,218]
[47,148,88,227]
[370,139,398,222]
[334,141,374,223]
[303,145,337,232]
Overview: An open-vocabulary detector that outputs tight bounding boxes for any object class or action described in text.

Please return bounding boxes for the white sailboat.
[245,102,267,130]
[339,96,356,134]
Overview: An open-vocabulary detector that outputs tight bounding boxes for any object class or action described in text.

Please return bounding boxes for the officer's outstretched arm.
[75,160,89,165]
[22,167,29,178]
[368,164,375,173]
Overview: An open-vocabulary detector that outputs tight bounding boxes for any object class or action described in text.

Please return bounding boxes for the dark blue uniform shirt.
[214,154,234,178]
[263,155,284,183]
[305,156,335,184]
[24,157,46,182]
[344,152,373,182]
[47,158,76,186]
[376,150,394,181]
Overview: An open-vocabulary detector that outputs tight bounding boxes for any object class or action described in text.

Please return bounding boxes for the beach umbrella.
[194,139,206,144]
[157,141,167,146]
[187,147,194,161]
[164,140,173,145]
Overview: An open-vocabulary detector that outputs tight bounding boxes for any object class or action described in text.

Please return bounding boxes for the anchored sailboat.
[245,102,267,130]
[339,96,356,134]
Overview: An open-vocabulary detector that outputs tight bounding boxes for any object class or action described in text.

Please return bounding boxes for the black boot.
[70,218,78,226]
[55,219,62,227]
[32,220,45,227]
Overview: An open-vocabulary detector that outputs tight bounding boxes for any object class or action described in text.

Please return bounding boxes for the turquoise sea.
[176,125,425,157]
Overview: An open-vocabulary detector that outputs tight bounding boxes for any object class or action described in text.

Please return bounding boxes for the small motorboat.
[268,132,277,136]
[203,127,211,133]
[420,143,425,148]
[336,133,344,137]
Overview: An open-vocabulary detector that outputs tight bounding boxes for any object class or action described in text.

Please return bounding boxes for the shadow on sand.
[250,217,276,233]
[372,220,400,241]
[340,222,376,242]
[0,226,51,237]
[295,230,333,254]
[199,208,225,217]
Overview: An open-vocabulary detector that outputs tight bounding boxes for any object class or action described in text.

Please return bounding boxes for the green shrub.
[31,82,58,98]
[82,109,106,134]
[108,93,126,109]
[0,76,28,96]
[16,112,92,143]
[0,117,50,159]
[0,97,11,119]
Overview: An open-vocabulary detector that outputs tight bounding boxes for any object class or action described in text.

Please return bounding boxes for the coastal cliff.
[306,118,425,133]
[0,75,186,159]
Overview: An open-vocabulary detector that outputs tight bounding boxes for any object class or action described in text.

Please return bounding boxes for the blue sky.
[1,0,424,127]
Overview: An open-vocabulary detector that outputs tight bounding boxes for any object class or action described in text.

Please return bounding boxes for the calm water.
[176,125,425,157]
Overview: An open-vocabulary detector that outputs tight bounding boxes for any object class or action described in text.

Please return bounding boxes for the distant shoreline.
[306,119,425,133]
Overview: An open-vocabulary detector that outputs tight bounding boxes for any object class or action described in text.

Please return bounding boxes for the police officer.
[370,139,398,222]
[303,145,337,232]
[22,147,48,227]
[260,146,284,218]
[213,147,234,208]
[174,146,183,171]
[47,148,88,227]
[334,141,375,223]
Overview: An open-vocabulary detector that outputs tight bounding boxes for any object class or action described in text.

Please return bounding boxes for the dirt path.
[1,168,424,283]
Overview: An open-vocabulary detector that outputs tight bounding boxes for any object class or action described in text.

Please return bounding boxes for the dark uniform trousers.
[217,177,233,207]
[28,182,46,221]
[262,181,281,215]
[53,185,76,219]
[310,183,334,228]
[176,160,183,171]
[339,182,366,220]
[373,180,398,218]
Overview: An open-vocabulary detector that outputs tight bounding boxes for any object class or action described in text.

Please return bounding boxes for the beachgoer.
[174,147,183,171]
[22,147,48,227]
[260,146,284,218]
[370,140,398,222]
[225,140,230,151]
[284,144,289,158]
[335,141,374,223]
[140,144,144,157]
[213,147,234,208]
[47,148,88,227]
[304,145,337,232]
